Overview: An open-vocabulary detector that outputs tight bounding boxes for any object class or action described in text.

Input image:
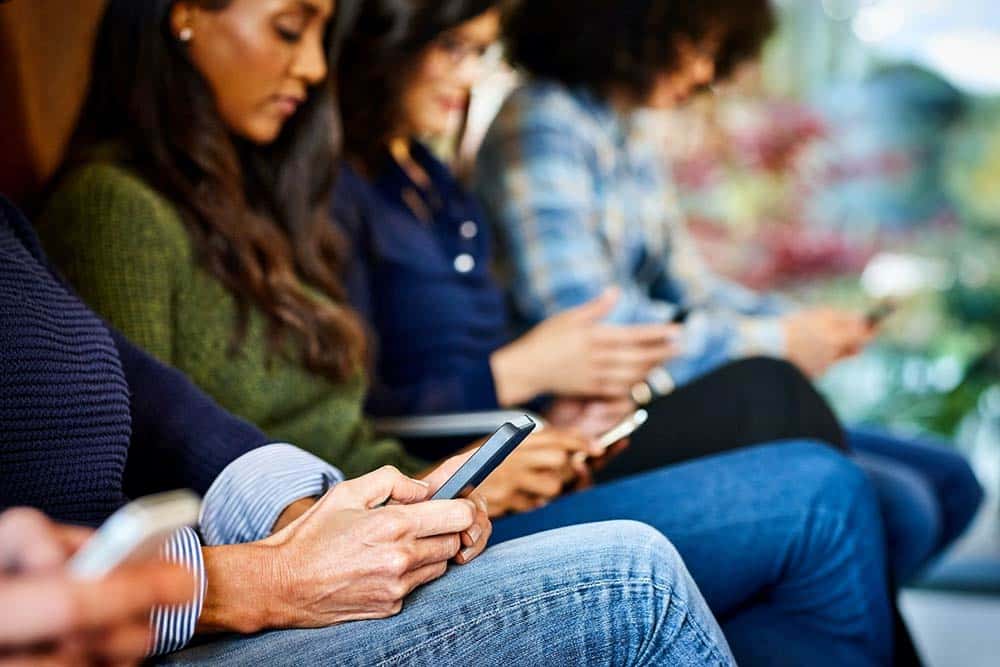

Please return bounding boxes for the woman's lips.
[273,95,304,116]
[438,97,467,113]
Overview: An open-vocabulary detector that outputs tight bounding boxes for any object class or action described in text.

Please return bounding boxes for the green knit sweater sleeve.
[37,163,189,362]
[341,420,431,479]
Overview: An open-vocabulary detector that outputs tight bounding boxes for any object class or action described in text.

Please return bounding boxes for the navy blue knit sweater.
[0,196,270,526]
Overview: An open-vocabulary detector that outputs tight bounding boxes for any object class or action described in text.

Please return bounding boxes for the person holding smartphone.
[2,2,736,664]
[32,0,897,664]
[0,188,729,665]
[326,2,898,665]
[0,507,193,666]
[476,0,982,587]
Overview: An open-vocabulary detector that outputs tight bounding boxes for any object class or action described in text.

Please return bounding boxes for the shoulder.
[493,81,598,136]
[481,81,603,165]
[39,161,191,259]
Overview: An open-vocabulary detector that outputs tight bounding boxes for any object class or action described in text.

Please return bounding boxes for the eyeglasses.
[433,34,503,70]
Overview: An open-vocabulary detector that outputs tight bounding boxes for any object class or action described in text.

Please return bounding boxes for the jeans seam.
[375,577,731,667]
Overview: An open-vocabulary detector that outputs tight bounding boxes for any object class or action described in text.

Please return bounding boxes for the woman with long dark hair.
[37,0,894,664]
[332,2,896,665]
[28,2,736,665]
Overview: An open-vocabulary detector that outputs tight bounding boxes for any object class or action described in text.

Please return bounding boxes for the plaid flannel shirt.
[475,81,791,387]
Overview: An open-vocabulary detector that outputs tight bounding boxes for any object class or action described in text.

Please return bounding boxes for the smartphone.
[595,409,649,453]
[69,490,202,579]
[430,416,537,500]
[866,300,897,326]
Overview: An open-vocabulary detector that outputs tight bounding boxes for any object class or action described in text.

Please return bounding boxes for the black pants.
[596,356,846,483]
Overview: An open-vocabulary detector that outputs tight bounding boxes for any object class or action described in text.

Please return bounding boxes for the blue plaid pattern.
[476,81,791,386]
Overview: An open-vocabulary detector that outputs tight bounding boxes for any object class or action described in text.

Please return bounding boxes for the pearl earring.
[178,26,193,42]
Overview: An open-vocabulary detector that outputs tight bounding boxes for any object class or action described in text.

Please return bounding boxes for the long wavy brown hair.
[61,0,366,381]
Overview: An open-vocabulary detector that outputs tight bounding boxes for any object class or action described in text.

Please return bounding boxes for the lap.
[495,440,879,617]
[598,357,844,480]
[157,522,701,667]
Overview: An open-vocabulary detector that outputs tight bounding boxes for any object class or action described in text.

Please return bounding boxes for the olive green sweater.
[38,161,427,479]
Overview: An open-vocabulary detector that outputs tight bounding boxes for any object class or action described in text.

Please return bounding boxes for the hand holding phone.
[430,416,537,500]
[69,490,201,579]
[572,410,648,469]
[594,409,649,452]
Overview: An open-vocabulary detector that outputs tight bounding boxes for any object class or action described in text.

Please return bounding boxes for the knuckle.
[386,548,412,575]
[459,501,477,525]
[378,465,402,479]
[379,512,407,538]
[0,507,44,529]
[387,580,410,601]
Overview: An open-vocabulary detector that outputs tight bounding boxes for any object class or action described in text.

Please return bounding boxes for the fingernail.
[459,546,477,561]
[476,495,488,513]
[467,525,482,543]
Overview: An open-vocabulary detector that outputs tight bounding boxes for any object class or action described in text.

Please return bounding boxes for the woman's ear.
[169,1,200,42]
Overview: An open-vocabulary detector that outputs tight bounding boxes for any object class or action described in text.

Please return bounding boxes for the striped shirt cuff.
[149,527,205,656]
[199,443,345,546]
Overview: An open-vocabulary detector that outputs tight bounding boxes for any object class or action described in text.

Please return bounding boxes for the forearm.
[195,496,319,636]
[198,542,279,635]
[490,342,542,407]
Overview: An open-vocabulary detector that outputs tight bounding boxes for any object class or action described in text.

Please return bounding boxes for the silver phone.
[69,490,202,579]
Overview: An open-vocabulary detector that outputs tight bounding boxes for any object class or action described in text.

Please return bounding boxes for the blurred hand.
[476,429,600,517]
[491,289,679,405]
[783,308,875,377]
[545,397,636,440]
[262,466,478,628]
[0,508,193,667]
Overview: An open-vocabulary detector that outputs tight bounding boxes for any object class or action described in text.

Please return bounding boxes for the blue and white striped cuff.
[199,443,344,546]
[149,526,206,656]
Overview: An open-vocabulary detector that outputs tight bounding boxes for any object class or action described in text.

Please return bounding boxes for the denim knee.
[777,441,872,509]
[776,442,892,660]
[572,520,686,585]
[568,521,733,666]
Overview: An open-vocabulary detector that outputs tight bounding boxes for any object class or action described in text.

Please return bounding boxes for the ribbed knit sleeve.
[36,163,190,363]
[0,197,131,526]
[111,328,273,498]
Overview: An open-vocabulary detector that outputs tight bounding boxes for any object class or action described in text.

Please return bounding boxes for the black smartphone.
[671,306,691,324]
[430,415,537,500]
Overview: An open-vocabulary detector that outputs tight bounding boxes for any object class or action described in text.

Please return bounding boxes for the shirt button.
[454,254,476,273]
[460,220,478,239]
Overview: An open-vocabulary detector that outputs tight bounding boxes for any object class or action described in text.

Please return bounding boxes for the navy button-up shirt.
[333,143,512,418]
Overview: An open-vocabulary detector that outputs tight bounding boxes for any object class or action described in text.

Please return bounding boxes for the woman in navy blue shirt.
[332,0,848,472]
[334,0,981,617]
[329,4,911,666]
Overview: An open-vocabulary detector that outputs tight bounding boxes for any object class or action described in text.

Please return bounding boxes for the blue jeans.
[849,426,984,583]
[493,441,894,667]
[158,522,734,666]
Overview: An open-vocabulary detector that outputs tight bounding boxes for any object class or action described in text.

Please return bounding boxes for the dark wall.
[0,0,107,206]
